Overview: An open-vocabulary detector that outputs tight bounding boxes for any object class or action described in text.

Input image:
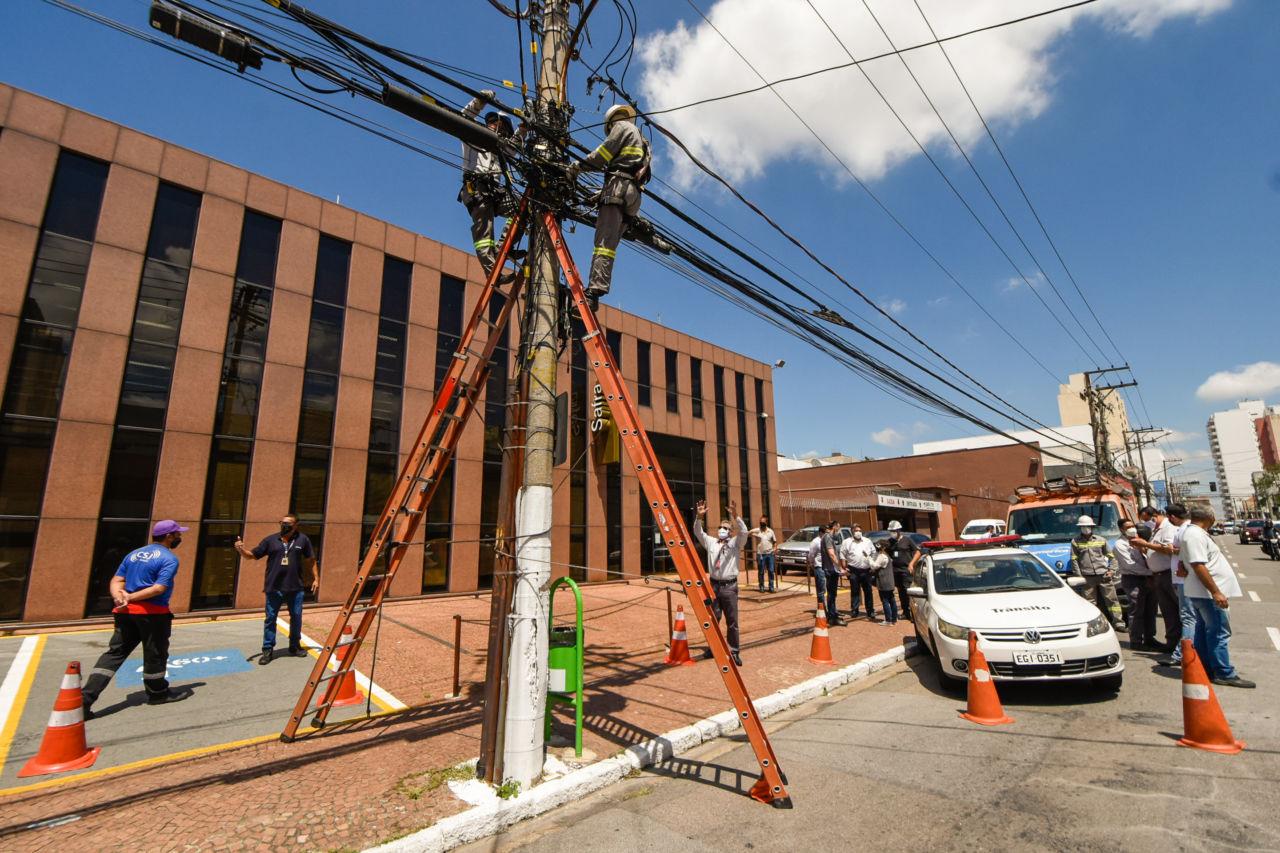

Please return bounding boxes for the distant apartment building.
[1255,406,1280,469]
[1207,400,1266,519]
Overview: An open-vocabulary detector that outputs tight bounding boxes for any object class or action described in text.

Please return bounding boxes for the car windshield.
[1008,502,1122,543]
[961,523,998,536]
[933,554,1063,594]
[785,527,820,543]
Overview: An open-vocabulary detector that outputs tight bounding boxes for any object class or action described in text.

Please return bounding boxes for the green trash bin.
[545,577,584,756]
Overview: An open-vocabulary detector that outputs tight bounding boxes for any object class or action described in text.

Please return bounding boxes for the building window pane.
[478,461,502,589]
[303,301,345,375]
[636,339,651,407]
[605,329,622,370]
[234,211,282,288]
[214,358,263,437]
[374,318,406,387]
[203,437,253,521]
[0,520,38,621]
[380,257,412,322]
[223,283,273,361]
[117,341,177,430]
[0,419,55,517]
[291,446,330,522]
[144,183,202,265]
[312,236,351,307]
[42,152,109,242]
[2,323,73,419]
[297,372,338,446]
[192,522,240,610]
[98,428,163,520]
[362,453,398,522]
[665,348,679,414]
[691,357,703,419]
[23,234,94,329]
[368,384,401,453]
[85,519,149,617]
[131,264,187,348]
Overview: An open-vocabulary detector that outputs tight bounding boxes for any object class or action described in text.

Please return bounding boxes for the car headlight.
[936,617,968,640]
[1086,614,1111,637]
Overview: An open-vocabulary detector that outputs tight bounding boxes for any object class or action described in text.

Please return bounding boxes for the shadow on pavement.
[89,682,208,719]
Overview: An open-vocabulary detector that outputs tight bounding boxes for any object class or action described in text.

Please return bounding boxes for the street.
[459,537,1280,853]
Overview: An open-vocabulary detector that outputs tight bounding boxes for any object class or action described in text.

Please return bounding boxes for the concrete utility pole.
[503,0,570,788]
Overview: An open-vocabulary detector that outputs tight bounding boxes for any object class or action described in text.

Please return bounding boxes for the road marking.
[0,635,46,771]
[1268,627,1280,652]
[1248,591,1261,602]
[277,619,407,711]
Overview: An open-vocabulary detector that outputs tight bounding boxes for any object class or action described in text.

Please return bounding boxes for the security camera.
[774,359,785,368]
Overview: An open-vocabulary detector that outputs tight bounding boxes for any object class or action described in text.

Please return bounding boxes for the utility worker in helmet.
[459,90,521,281]
[566,103,652,305]
[1070,514,1125,630]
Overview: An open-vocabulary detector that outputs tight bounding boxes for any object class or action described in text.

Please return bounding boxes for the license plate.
[1012,650,1062,666]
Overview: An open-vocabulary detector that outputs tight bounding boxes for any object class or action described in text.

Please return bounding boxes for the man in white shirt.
[839,526,878,620]
[693,499,749,666]
[1114,522,1154,648]
[748,517,779,593]
[1136,506,1180,652]
[1142,504,1196,666]
[1180,507,1254,688]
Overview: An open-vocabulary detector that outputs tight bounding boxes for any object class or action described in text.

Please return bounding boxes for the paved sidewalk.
[0,576,907,852]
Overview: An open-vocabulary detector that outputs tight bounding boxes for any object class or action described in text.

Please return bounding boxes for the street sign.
[115,648,253,686]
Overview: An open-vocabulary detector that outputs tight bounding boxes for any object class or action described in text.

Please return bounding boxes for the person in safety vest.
[459,90,522,282]
[1070,515,1125,630]
[565,103,651,306]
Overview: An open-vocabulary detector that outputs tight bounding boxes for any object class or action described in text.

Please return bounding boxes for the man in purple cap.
[82,520,193,716]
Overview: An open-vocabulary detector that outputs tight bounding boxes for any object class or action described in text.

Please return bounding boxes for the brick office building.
[0,86,780,623]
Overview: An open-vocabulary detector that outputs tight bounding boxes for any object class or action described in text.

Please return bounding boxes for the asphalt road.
[460,536,1280,853]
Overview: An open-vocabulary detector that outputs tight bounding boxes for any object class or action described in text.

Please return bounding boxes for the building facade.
[1057,372,1130,452]
[777,444,1046,540]
[0,86,779,623]
[1207,400,1265,519]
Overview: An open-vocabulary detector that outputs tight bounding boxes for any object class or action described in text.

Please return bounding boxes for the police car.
[907,537,1124,692]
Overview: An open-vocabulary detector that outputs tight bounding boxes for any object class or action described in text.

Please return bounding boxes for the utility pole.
[1125,426,1165,508]
[1080,367,1136,476]
[503,0,570,788]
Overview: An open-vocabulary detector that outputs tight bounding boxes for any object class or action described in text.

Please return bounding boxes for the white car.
[907,544,1124,692]
[959,518,1007,540]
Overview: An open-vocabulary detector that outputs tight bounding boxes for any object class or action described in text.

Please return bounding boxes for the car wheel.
[929,632,966,693]
[1092,673,1122,693]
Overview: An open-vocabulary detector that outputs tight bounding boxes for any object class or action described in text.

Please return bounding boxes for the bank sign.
[876,493,943,513]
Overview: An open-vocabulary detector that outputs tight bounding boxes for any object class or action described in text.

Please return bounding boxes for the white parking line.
[1268,627,1280,652]
[1248,591,1261,602]
[0,635,46,769]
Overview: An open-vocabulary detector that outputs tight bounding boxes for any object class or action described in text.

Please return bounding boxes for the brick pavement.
[0,576,911,852]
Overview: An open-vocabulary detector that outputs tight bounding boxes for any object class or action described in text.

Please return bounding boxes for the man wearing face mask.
[1070,515,1124,630]
[82,520,193,717]
[693,499,749,666]
[839,525,877,620]
[885,521,921,622]
[1114,522,1154,648]
[235,515,319,665]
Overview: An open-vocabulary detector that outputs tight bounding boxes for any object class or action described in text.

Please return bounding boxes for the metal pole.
[503,0,569,788]
[666,586,673,642]
[451,613,462,699]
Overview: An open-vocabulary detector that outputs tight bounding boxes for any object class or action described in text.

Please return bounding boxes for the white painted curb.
[368,640,918,853]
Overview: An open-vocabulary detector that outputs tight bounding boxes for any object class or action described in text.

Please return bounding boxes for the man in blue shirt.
[234,514,319,664]
[82,520,193,717]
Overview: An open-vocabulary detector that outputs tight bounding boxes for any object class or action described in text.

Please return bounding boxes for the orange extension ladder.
[281,202,792,807]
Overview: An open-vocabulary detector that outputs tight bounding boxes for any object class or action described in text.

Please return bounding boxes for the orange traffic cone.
[664,605,695,666]
[1177,639,1244,754]
[19,661,101,778]
[959,631,1013,726]
[808,607,836,665]
[324,626,365,708]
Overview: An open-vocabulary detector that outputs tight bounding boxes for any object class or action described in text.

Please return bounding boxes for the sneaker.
[287,647,308,658]
[1156,656,1180,668]
[1112,623,1128,633]
[701,648,715,660]
[83,704,96,721]
[1212,675,1256,689]
[259,649,274,665]
[731,652,743,667]
[147,689,193,706]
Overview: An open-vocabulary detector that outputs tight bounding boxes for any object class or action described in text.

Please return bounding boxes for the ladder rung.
[315,669,342,684]
[307,697,338,715]
[362,573,389,584]
[399,507,423,516]
[348,604,379,615]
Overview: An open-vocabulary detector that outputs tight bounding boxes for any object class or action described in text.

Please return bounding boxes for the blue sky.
[3,0,1277,487]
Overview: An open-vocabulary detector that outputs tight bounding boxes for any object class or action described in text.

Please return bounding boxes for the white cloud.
[1002,271,1045,292]
[927,296,950,308]
[638,0,1231,185]
[881,297,908,315]
[1160,429,1202,444]
[871,426,905,446]
[1195,361,1280,401]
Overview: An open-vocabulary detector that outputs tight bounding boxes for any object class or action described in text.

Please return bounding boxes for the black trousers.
[82,612,173,705]
[1150,570,1182,646]
[710,578,741,653]
[1119,574,1156,644]
[848,569,875,617]
[895,572,912,622]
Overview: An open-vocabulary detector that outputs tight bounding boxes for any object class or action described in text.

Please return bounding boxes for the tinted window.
[0,420,56,516]
[98,429,163,519]
[380,256,412,322]
[235,211,281,288]
[636,340,651,407]
[297,372,338,446]
[42,152,109,241]
[144,183,202,266]
[1,324,73,418]
[213,358,263,437]
[312,236,351,307]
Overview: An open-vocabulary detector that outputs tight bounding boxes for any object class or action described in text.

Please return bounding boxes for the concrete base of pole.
[502,484,552,787]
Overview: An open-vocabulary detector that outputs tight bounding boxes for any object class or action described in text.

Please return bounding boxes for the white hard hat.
[1077,515,1096,527]
[886,520,903,531]
[604,103,637,128]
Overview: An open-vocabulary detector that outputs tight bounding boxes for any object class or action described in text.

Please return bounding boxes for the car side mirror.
[1066,576,1086,589]
[907,585,925,598]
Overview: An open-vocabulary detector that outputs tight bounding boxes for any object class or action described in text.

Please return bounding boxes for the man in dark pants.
[1134,505,1182,653]
[693,498,749,666]
[82,520,193,717]
[235,514,320,665]
[816,520,846,626]
[886,521,920,622]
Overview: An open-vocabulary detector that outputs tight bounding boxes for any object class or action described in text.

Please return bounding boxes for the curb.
[369,640,919,853]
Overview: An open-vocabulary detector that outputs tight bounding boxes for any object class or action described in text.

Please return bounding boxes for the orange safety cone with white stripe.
[808,607,836,665]
[19,661,101,778]
[324,625,365,708]
[1177,639,1244,754]
[959,631,1013,726]
[664,605,695,666]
